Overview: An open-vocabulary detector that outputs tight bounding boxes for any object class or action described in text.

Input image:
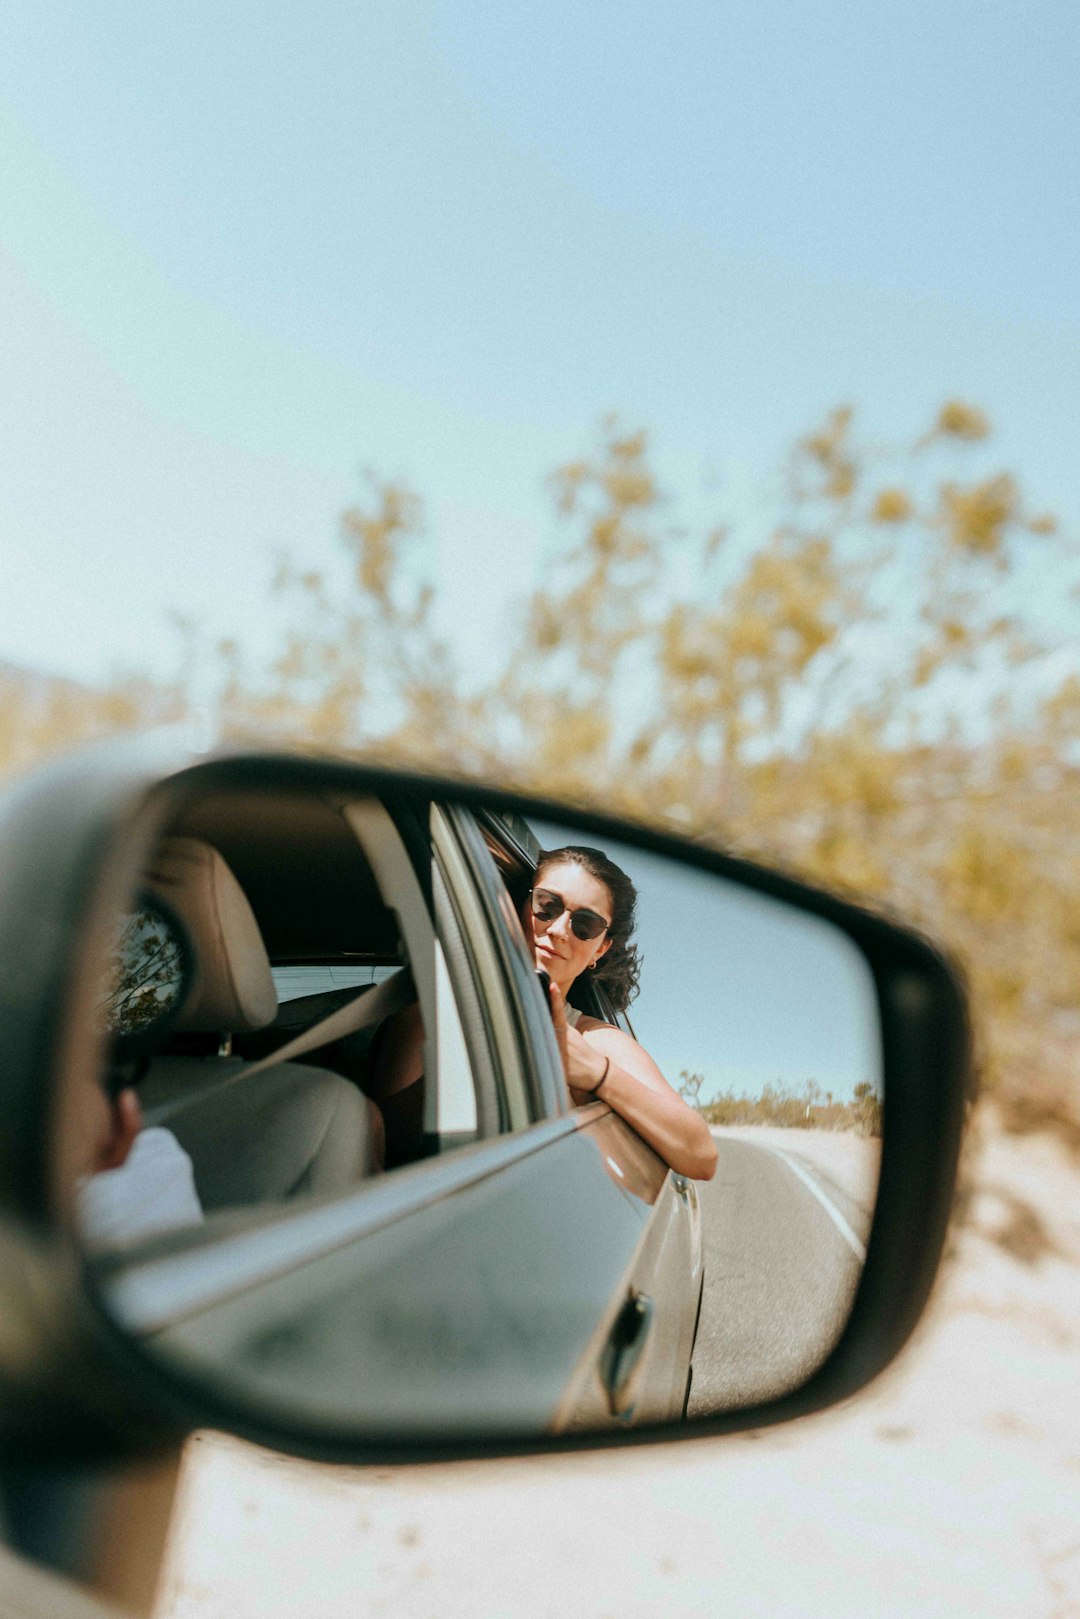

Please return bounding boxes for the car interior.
[95,788,455,1243]
[92,785,596,1253]
[136,833,388,1209]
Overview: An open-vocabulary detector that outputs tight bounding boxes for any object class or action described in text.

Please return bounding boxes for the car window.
[432,804,566,1129]
[341,799,480,1156]
[271,962,401,1004]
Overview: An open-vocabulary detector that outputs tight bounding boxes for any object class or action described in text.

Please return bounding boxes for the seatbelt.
[237,965,415,1077]
[150,966,416,1121]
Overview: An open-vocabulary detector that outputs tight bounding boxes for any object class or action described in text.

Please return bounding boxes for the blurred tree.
[4,400,1077,1145]
[678,1070,705,1110]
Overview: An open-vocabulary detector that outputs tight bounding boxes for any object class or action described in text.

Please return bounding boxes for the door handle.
[600,1290,655,1420]
[671,1173,698,1209]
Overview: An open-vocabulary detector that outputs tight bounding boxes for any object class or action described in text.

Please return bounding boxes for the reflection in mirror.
[535,817,882,1418]
[75,786,882,1441]
[100,895,193,1048]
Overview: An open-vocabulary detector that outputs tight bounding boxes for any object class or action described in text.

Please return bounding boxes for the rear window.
[270,963,401,1004]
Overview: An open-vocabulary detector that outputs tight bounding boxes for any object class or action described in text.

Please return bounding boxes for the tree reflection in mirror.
[76,789,883,1441]
[100,895,193,1048]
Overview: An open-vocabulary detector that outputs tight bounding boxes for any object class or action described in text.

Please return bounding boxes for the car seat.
[138,837,380,1211]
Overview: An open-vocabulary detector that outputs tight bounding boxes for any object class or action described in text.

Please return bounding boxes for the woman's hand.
[547,980,607,1101]
[547,981,718,1181]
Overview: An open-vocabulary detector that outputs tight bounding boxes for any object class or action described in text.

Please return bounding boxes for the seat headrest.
[145,837,278,1034]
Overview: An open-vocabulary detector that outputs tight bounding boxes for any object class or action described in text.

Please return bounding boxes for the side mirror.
[0,738,969,1463]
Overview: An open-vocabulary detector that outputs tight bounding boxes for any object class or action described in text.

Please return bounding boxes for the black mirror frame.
[0,735,971,1465]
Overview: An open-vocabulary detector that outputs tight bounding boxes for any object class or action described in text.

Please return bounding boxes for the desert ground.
[156,1115,1080,1619]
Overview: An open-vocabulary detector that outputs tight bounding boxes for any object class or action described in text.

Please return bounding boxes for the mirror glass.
[100,895,194,1047]
[75,785,882,1439]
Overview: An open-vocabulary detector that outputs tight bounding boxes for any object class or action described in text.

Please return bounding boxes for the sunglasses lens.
[570,912,607,941]
[532,889,608,941]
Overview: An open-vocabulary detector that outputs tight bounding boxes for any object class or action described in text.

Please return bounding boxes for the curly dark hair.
[534,845,642,1014]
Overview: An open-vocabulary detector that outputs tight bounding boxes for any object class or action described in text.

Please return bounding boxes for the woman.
[524,845,718,1183]
[369,844,718,1183]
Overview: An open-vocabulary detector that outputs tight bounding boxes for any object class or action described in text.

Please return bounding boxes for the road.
[688,1130,876,1415]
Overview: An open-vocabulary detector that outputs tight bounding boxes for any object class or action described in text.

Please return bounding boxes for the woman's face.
[523,860,613,995]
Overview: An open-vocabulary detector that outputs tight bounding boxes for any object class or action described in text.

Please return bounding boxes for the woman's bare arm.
[552,991,718,1182]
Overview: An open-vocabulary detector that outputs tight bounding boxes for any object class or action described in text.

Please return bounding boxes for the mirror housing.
[0,735,971,1465]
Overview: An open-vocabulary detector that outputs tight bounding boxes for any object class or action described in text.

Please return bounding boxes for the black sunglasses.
[529,887,611,942]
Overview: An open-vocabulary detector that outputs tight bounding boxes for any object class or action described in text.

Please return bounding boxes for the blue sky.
[1,1,1078,686]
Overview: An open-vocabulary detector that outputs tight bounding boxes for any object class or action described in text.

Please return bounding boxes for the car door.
[576,979,704,1420]
[441,802,704,1424]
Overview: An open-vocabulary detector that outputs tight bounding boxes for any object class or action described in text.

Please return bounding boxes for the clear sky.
[1,2,1078,686]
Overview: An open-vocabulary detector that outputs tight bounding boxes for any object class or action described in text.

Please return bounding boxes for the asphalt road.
[688,1133,875,1416]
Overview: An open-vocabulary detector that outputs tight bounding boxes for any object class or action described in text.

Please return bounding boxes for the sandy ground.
[155,1120,1080,1619]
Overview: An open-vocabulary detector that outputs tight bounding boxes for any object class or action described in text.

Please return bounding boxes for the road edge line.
[712,1132,868,1262]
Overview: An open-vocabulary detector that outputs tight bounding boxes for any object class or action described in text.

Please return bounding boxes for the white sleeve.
[77,1128,204,1251]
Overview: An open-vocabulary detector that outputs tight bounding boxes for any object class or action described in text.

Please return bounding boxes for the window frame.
[435,804,566,1127]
